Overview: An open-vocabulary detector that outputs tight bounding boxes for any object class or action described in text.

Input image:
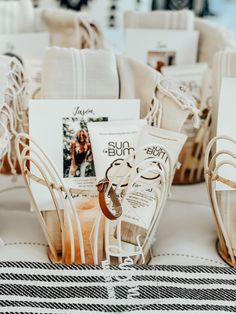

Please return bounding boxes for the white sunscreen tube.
[87,119,146,183]
[136,125,187,171]
[118,125,187,246]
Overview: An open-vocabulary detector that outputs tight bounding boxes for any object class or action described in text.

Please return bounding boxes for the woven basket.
[0,56,28,177]
[15,133,171,266]
[124,12,235,184]
[174,18,235,184]
[173,107,212,184]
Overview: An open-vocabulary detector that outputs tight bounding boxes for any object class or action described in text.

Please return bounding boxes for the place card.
[29,99,140,209]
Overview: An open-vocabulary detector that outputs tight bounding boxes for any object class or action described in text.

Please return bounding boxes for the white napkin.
[41,47,199,133]
[124,9,194,30]
[195,18,235,66]
[116,54,158,118]
[0,0,34,34]
[36,8,103,49]
[41,48,119,99]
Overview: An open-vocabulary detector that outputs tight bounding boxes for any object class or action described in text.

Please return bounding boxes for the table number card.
[29,99,140,210]
[216,77,236,191]
[125,29,199,71]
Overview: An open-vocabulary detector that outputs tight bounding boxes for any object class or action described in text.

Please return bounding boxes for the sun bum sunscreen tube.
[118,125,187,246]
[137,125,187,171]
[87,119,146,183]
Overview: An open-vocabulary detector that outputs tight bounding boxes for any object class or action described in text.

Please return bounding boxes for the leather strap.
[97,178,122,220]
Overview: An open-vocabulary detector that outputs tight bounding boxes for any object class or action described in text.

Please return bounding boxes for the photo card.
[29,99,140,210]
[62,116,108,179]
[125,29,199,69]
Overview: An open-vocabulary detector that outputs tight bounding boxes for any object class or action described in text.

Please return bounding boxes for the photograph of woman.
[70,129,92,177]
[63,116,107,178]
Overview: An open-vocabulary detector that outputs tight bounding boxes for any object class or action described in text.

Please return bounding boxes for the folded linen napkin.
[41,48,119,99]
[1,261,236,313]
[194,18,236,66]
[116,54,158,118]
[124,9,194,30]
[35,8,103,49]
[0,0,34,34]
[41,47,199,132]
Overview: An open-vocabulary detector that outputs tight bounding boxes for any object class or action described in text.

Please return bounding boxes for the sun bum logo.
[145,146,168,163]
[103,141,135,157]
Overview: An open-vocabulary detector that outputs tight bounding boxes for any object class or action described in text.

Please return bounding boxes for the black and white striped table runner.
[0,261,236,313]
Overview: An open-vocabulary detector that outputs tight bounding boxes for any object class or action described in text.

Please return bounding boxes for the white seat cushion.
[150,183,227,266]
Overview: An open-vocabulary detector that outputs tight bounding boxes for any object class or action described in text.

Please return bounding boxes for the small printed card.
[117,125,187,245]
[125,29,199,71]
[216,77,236,191]
[0,32,50,63]
[29,99,140,210]
[161,63,210,107]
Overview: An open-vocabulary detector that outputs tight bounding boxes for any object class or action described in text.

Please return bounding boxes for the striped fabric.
[0,261,235,313]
